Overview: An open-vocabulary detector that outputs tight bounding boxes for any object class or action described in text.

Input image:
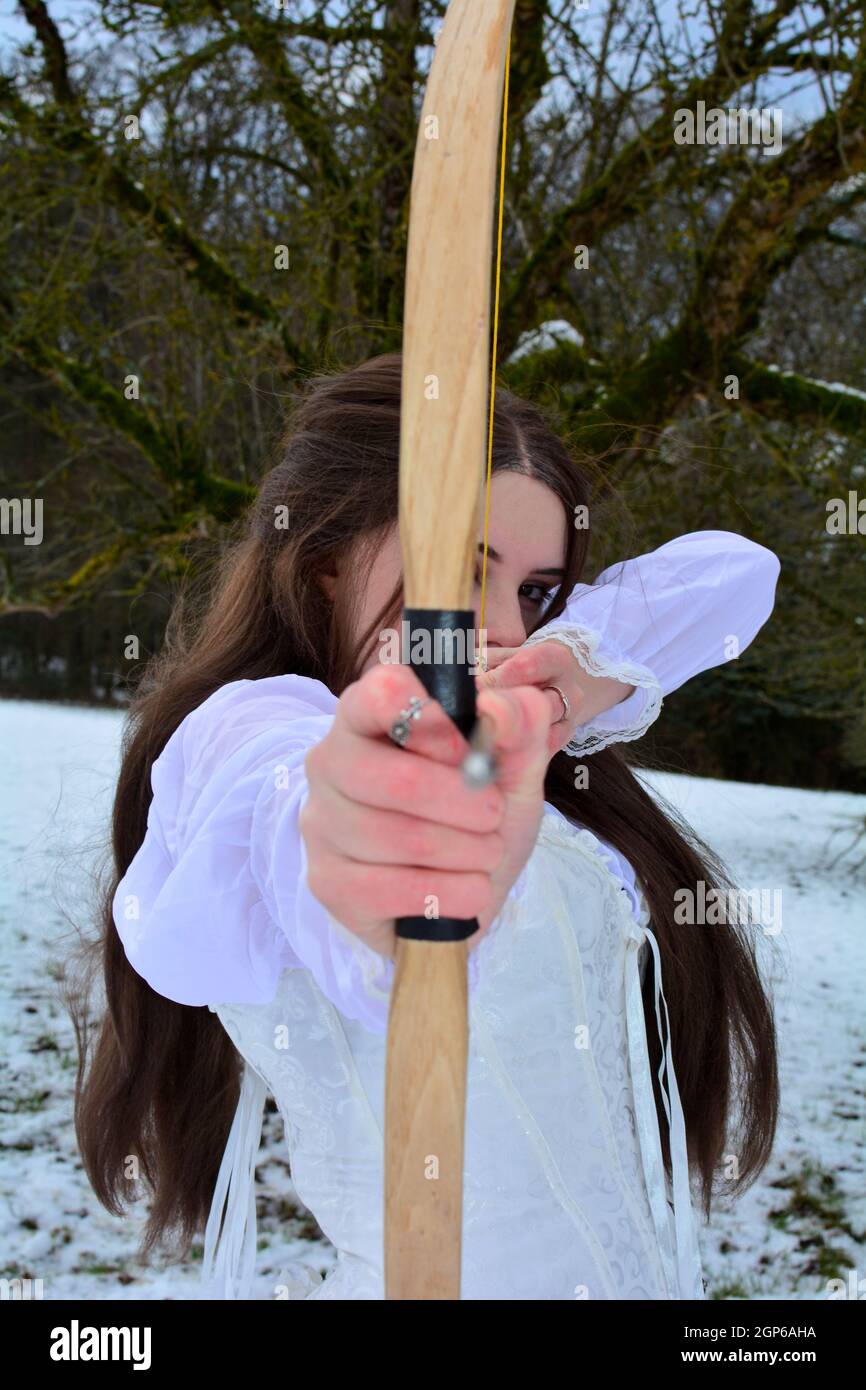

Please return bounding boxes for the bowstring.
[479,28,511,646]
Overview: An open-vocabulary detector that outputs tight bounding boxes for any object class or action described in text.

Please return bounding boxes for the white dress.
[111,532,779,1300]
[201,807,705,1301]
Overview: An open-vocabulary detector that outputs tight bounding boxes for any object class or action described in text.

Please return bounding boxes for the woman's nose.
[473,588,526,650]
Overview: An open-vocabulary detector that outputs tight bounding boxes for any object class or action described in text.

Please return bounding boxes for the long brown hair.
[68,351,779,1265]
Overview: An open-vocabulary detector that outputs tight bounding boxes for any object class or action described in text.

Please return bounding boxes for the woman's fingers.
[474,685,552,796]
[309,664,504,833]
[307,851,495,928]
[479,639,575,690]
[478,641,585,736]
[339,664,471,765]
[303,778,505,873]
[476,646,520,673]
[309,732,503,831]
[308,670,553,836]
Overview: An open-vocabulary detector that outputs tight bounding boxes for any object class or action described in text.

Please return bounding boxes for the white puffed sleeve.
[525,530,780,757]
[113,674,500,1034]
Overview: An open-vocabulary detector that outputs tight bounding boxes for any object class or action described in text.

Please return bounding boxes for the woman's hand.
[299,664,551,963]
[476,638,635,757]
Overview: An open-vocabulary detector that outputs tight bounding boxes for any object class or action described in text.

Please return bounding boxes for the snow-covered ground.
[1,698,863,1300]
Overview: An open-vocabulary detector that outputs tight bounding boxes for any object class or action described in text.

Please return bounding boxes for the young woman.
[72,352,780,1301]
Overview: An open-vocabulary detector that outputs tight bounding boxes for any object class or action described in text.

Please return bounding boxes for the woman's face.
[346,470,568,674]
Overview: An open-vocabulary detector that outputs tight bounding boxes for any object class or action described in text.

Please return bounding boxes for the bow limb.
[384,0,517,1301]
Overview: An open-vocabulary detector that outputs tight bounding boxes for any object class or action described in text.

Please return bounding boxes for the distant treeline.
[0,592,861,795]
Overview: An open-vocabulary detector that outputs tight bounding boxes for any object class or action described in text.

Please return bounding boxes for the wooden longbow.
[384,0,517,1301]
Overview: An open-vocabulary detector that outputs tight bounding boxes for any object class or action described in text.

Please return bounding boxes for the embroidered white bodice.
[201,808,706,1301]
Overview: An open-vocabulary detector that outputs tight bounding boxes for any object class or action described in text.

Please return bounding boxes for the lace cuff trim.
[524,623,663,757]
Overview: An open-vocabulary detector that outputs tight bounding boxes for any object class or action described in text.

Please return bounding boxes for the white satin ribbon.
[201,1061,268,1300]
[624,923,705,1299]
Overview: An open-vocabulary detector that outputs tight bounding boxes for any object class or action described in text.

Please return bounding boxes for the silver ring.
[388,695,429,747]
[543,684,570,725]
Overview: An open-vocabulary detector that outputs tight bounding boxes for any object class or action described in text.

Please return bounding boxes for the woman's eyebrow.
[476,543,564,579]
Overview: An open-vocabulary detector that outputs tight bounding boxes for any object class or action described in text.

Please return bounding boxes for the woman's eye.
[471,570,553,608]
[519,582,553,606]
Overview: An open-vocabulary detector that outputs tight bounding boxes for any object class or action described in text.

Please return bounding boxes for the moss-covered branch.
[724,354,866,438]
